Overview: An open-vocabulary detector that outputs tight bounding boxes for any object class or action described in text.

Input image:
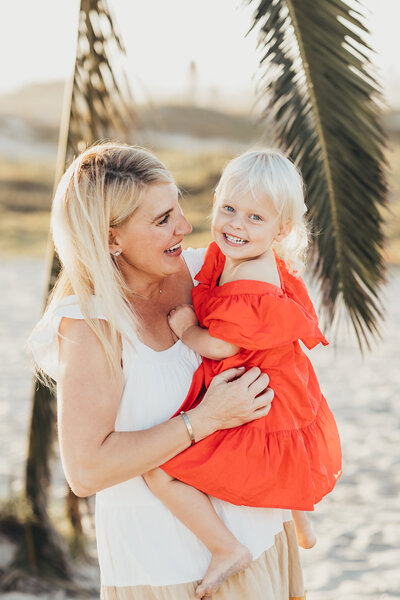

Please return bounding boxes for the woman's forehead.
[136,182,179,218]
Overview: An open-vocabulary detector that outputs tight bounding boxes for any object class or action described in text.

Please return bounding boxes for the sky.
[1,0,399,110]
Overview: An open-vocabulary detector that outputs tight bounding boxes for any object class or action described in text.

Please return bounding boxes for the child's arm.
[168,305,239,360]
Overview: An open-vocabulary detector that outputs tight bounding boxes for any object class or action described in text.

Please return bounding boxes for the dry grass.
[0,207,50,257]
[0,150,229,257]
[0,142,399,261]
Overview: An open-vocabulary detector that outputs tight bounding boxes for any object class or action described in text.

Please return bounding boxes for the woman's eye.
[250,214,262,221]
[158,214,170,225]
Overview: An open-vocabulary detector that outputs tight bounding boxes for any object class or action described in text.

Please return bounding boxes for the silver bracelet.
[180,411,196,446]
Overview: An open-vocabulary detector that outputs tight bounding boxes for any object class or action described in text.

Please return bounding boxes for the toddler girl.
[143,150,342,599]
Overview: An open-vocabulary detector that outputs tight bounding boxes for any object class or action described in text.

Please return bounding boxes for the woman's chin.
[162,251,185,275]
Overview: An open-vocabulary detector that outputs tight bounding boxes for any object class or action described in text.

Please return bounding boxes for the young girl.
[143,150,342,599]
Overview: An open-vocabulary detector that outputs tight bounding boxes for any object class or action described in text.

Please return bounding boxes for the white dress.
[31,248,305,599]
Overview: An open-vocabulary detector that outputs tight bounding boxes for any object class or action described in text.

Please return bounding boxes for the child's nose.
[230,214,244,229]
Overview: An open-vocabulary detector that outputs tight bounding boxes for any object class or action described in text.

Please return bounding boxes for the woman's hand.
[168,304,198,338]
[188,366,274,441]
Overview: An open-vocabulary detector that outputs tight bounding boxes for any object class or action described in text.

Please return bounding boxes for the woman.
[30,143,305,599]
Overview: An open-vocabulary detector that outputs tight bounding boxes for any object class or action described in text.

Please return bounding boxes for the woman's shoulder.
[29,295,107,382]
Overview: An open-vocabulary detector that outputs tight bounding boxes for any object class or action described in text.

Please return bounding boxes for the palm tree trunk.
[16,378,72,578]
[16,11,79,576]
[19,0,138,578]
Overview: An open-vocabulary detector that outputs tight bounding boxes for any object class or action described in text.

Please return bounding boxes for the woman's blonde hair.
[215,149,309,275]
[30,142,175,386]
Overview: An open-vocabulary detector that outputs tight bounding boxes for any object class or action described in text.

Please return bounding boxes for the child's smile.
[223,233,248,246]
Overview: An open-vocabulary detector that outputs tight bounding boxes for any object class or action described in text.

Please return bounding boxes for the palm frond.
[66,0,138,160]
[249,0,388,348]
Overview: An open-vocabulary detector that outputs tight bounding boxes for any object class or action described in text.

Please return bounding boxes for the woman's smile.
[164,241,183,256]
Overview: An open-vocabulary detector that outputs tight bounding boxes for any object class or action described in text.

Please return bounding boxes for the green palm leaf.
[249,0,388,348]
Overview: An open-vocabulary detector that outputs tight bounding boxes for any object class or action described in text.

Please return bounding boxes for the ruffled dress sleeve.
[192,242,328,351]
[29,295,106,382]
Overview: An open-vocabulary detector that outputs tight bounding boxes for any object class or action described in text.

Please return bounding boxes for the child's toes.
[195,584,206,598]
[196,584,214,599]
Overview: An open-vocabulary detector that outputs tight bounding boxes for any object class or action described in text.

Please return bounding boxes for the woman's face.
[111,183,192,279]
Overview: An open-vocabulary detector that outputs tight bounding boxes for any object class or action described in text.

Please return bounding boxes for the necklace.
[129,279,165,300]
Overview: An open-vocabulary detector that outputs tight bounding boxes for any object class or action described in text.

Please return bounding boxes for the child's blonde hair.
[215,149,309,276]
[29,142,175,386]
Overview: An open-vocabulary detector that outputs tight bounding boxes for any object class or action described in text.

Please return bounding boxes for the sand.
[1,257,399,599]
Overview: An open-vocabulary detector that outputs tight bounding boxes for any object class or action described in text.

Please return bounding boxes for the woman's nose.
[176,212,192,236]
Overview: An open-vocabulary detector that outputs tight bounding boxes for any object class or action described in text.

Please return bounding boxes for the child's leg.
[144,468,252,598]
[292,509,316,549]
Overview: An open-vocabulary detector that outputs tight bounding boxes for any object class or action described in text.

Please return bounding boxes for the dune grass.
[0,142,399,261]
[0,150,227,257]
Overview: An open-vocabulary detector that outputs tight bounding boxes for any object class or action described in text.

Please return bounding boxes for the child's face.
[212,190,285,261]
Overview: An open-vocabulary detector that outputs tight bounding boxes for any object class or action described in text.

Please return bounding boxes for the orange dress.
[162,242,342,510]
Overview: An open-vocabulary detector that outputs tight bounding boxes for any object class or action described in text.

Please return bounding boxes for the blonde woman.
[29,143,305,600]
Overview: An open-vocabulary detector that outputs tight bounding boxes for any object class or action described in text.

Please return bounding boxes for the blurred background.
[0,1,399,598]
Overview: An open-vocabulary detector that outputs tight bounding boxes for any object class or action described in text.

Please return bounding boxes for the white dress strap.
[182,247,206,285]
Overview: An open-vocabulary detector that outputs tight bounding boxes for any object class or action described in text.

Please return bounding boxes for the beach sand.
[1,257,399,599]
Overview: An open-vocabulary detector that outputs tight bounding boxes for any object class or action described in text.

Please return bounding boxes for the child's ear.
[213,193,217,205]
[275,220,292,242]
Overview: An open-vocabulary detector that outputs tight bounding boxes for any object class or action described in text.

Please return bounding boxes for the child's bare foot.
[195,544,252,599]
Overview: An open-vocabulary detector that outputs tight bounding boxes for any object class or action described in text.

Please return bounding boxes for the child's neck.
[221,248,280,287]
[224,246,274,271]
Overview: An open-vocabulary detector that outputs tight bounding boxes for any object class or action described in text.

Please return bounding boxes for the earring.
[115,250,121,257]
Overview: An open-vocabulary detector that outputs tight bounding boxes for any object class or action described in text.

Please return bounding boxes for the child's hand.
[168,304,198,339]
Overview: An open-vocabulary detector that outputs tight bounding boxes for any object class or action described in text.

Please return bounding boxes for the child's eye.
[250,214,262,221]
[223,205,235,212]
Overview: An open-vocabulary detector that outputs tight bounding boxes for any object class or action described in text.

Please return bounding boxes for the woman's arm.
[168,304,239,360]
[58,317,272,498]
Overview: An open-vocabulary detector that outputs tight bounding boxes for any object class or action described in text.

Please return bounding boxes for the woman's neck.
[129,279,165,301]
[121,266,165,301]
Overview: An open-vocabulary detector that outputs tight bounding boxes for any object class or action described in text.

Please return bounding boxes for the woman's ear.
[109,227,122,256]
